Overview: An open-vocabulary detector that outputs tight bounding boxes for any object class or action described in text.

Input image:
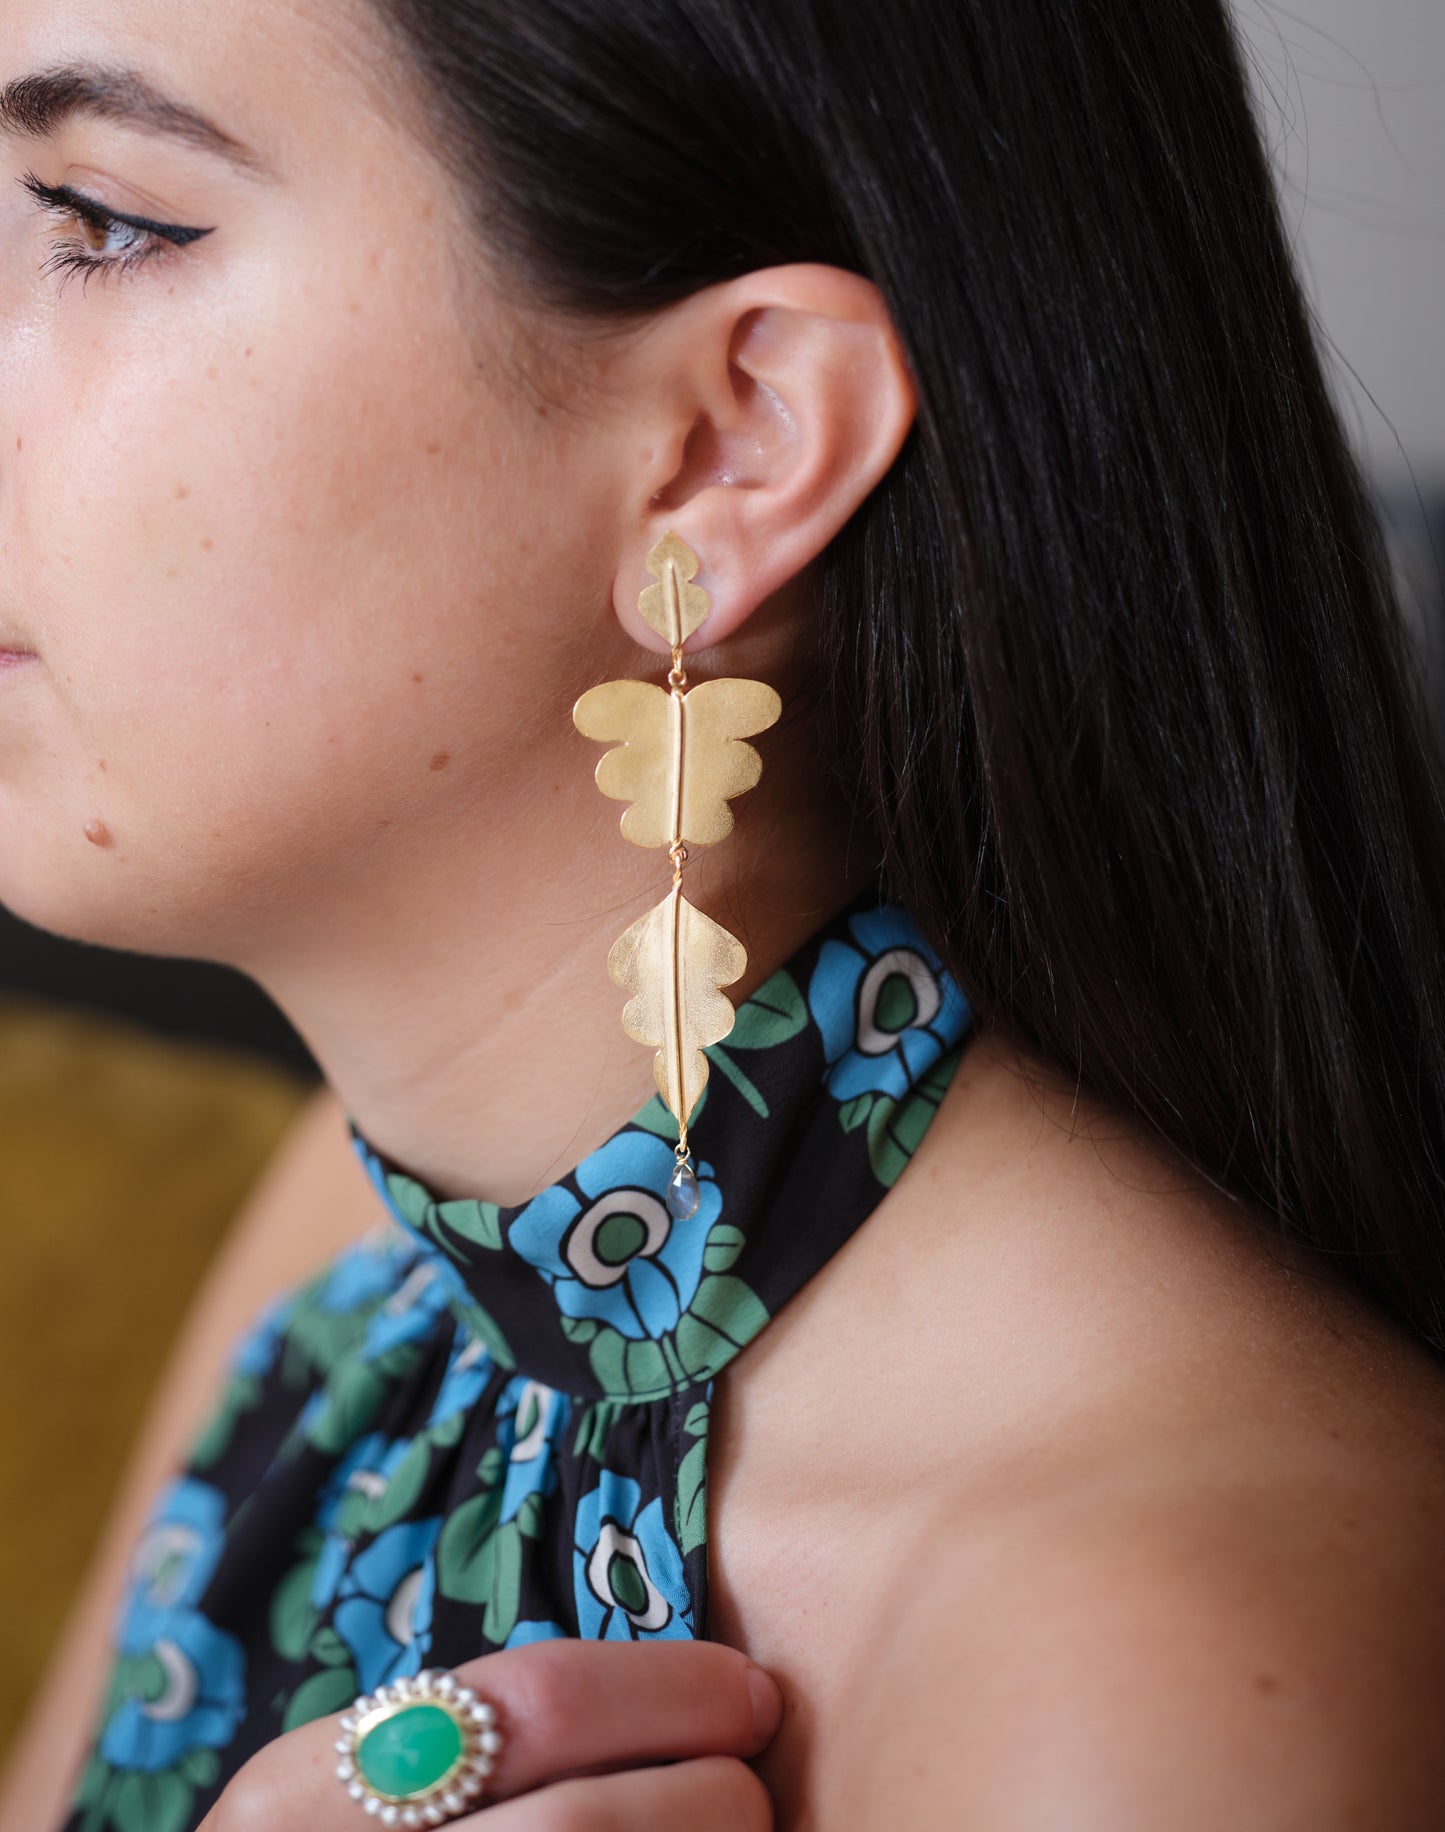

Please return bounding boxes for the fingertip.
[745,1662,783,1743]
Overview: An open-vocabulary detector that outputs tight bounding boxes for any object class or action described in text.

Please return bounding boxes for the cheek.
[0,267,564,943]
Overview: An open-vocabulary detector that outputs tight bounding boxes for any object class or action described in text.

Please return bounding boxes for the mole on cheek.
[429,752,451,772]
[83,819,113,848]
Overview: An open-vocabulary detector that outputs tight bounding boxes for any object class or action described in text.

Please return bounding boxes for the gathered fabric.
[64,887,974,1832]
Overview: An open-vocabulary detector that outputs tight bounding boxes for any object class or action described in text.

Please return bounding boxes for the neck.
[243,730,877,1207]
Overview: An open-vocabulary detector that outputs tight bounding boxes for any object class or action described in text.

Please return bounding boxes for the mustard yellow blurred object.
[0,994,312,1759]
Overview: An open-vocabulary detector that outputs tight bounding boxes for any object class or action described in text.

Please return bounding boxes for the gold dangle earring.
[573,531,782,1219]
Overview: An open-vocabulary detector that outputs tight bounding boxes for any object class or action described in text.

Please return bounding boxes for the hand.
[198,1638,781,1829]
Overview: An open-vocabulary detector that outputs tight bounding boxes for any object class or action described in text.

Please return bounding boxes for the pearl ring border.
[335,1667,506,1825]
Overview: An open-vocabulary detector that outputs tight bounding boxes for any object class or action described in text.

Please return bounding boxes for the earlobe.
[612,263,917,656]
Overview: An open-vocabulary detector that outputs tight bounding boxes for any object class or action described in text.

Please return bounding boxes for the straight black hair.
[374,0,1445,1348]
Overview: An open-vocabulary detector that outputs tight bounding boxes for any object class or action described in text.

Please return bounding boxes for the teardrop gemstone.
[665,1160,701,1219]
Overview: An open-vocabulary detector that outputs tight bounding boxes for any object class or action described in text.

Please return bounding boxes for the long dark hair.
[372,0,1445,1348]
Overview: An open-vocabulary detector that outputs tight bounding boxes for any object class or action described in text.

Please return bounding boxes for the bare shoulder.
[712,1024,1445,1825]
[831,1029,1445,1826]
[840,1468,1445,1828]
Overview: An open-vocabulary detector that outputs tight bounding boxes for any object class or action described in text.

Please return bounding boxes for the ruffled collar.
[346,887,974,1401]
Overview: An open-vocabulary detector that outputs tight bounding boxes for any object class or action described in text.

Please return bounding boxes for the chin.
[0,858,212,964]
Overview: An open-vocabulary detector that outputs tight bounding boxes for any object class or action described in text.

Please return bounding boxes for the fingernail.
[746,1662,783,1741]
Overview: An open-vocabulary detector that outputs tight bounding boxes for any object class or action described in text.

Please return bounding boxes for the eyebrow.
[0,63,273,178]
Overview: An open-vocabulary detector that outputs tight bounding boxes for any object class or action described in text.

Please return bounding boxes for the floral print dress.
[62,889,975,1832]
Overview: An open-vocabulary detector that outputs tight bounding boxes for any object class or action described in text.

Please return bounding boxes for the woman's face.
[0,0,633,964]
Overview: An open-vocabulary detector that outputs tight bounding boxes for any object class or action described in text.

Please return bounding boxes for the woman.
[3,0,1445,1824]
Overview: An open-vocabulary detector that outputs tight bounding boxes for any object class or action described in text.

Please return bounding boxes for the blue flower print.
[229,1289,296,1379]
[119,1478,228,1618]
[495,1377,571,1523]
[807,904,970,1101]
[100,1602,246,1774]
[311,1238,410,1316]
[509,1133,721,1340]
[358,1257,456,1363]
[309,1434,416,1614]
[573,1471,692,1642]
[426,1330,492,1431]
[97,1478,247,1772]
[333,1517,442,1691]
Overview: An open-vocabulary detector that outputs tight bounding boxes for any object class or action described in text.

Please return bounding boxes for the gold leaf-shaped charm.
[608,886,748,1129]
[573,676,782,850]
[637,530,712,648]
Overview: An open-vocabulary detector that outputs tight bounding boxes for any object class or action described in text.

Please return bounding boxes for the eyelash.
[18,170,203,294]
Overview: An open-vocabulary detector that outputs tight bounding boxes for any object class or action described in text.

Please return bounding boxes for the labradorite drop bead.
[666,1160,701,1220]
[356,1702,464,1799]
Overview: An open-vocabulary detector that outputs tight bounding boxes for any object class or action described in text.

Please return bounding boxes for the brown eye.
[77,213,110,253]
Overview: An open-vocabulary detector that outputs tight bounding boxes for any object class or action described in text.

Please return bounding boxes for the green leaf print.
[573,1399,625,1464]
[683,1401,709,1438]
[703,1045,769,1116]
[449,1294,517,1371]
[395,1178,504,1262]
[838,1092,876,1134]
[437,1488,503,1605]
[430,1408,467,1449]
[865,1038,964,1187]
[112,1770,192,1832]
[516,1492,545,1540]
[726,968,807,1048]
[582,1278,770,1400]
[702,1223,746,1273]
[434,1495,527,1645]
[269,1552,322,1662]
[364,1437,430,1533]
[703,968,807,1119]
[283,1665,360,1732]
[331,1487,372,1540]
[304,1357,397,1456]
[586,1333,671,1400]
[560,1314,599,1344]
[310,1625,353,1667]
[280,1293,384,1388]
[188,1371,263,1471]
[378,1170,443,1233]
[436,1199,504,1254]
[675,1435,709,1555]
[677,1277,770,1374]
[177,1748,219,1789]
[487,1520,524,1647]
[632,1092,692,1140]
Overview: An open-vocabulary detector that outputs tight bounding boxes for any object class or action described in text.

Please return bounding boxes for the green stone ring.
[335,1668,504,1824]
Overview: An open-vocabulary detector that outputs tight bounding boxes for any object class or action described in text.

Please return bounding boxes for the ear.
[610,263,917,655]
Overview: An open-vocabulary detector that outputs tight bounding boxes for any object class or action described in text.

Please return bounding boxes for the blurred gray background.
[1235,0,1445,712]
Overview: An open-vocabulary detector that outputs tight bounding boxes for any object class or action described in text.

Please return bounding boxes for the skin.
[7,0,1445,1828]
[0,0,911,1209]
